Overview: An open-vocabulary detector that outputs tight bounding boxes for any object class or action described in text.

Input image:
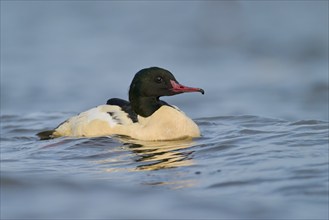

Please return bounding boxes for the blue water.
[1,1,328,219]
[1,114,328,218]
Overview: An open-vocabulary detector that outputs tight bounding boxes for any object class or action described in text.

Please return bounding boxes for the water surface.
[1,1,328,219]
[1,113,328,219]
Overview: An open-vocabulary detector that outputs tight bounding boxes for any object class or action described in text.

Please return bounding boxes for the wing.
[37,99,138,139]
[49,103,136,138]
[106,98,138,123]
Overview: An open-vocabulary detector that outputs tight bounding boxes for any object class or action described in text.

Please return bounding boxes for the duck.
[37,67,204,141]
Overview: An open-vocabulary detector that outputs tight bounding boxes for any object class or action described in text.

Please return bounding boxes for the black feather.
[37,130,55,140]
[106,98,138,122]
[107,111,122,124]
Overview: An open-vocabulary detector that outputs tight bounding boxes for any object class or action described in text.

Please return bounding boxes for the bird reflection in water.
[119,137,195,171]
[124,139,195,171]
[92,136,198,188]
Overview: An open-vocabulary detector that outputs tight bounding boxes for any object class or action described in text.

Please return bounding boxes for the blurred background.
[1,1,328,120]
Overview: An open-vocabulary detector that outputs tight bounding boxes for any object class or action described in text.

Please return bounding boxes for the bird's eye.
[155,76,163,83]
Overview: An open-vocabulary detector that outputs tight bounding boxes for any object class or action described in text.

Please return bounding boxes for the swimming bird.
[37,67,204,141]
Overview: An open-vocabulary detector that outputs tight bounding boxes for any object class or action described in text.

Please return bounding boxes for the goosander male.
[37,67,204,141]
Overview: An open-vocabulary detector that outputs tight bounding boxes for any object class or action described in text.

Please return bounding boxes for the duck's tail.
[37,130,56,140]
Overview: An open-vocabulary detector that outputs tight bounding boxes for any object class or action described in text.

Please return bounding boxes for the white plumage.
[52,105,200,141]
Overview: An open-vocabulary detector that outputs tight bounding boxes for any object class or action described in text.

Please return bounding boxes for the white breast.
[130,105,201,140]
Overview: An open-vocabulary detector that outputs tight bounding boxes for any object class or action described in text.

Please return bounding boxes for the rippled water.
[1,1,328,219]
[1,113,328,219]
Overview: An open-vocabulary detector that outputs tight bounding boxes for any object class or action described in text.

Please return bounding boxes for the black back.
[106,98,138,122]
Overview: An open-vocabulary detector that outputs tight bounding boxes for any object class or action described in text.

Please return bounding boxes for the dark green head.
[129,67,204,117]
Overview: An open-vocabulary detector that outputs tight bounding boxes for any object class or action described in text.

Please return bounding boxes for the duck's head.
[129,67,204,117]
[129,67,204,98]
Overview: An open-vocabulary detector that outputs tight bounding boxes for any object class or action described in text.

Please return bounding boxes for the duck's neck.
[130,96,163,117]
